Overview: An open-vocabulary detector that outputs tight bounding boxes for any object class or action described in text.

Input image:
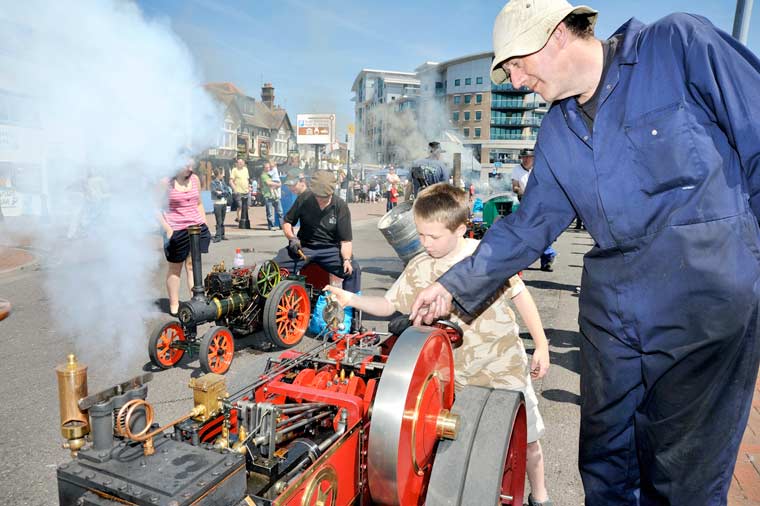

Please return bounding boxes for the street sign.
[296,113,335,145]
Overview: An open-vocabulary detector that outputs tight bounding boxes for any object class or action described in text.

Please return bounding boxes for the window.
[463,127,470,137]
[453,111,459,122]
[476,94,483,104]
[465,78,472,85]
[464,95,472,104]
[476,77,483,84]
[464,111,471,121]
[453,95,461,105]
[435,82,443,89]
[475,127,481,138]
[475,111,482,121]
[454,79,461,86]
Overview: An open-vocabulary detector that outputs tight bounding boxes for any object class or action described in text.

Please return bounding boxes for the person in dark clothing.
[210,167,231,242]
[410,1,760,505]
[274,170,361,293]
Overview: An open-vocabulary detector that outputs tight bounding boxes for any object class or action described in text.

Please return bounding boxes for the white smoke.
[1,1,221,366]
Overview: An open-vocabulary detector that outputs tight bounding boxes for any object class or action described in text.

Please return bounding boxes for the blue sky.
[136,1,756,139]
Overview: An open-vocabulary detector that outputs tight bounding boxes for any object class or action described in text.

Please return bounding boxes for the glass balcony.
[491,83,532,92]
[490,117,542,127]
[491,98,540,109]
[490,129,538,140]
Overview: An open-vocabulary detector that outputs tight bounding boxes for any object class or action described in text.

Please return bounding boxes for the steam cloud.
[1,1,221,366]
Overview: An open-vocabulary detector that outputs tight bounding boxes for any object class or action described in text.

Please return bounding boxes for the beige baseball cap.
[490,0,598,84]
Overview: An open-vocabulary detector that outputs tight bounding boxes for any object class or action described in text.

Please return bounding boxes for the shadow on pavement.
[542,388,581,405]
[524,279,579,293]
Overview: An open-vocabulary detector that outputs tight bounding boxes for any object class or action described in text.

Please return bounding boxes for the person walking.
[158,157,210,316]
[229,158,249,223]
[410,1,760,504]
[261,162,284,230]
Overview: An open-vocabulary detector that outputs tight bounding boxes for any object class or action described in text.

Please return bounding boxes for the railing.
[491,83,532,92]
[490,117,542,127]
[490,131,538,141]
[491,99,540,109]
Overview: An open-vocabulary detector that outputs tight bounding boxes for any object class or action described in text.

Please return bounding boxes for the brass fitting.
[435,409,460,440]
[56,354,90,455]
[189,374,228,422]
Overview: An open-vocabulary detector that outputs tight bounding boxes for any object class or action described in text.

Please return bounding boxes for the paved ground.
[0,203,757,505]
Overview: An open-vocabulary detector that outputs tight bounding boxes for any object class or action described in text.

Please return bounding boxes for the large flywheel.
[367,326,457,506]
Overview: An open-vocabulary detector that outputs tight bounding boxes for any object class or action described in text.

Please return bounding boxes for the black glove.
[288,238,302,256]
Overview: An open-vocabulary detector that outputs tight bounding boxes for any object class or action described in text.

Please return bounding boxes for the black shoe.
[169,308,179,317]
[528,494,554,506]
[212,237,221,243]
[540,263,554,272]
[222,236,229,240]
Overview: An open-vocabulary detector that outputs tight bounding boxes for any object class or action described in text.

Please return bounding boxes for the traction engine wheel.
[255,260,281,298]
[148,321,186,369]
[199,326,234,374]
[263,280,310,348]
[426,387,527,506]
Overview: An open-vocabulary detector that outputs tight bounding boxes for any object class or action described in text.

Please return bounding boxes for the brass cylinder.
[56,354,90,441]
[435,409,460,440]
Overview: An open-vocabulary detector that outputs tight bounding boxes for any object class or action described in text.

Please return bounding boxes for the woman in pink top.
[158,158,210,316]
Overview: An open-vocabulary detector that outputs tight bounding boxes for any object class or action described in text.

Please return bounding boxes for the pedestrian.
[261,161,284,230]
[368,178,378,203]
[210,167,231,242]
[410,1,760,504]
[158,156,210,316]
[513,148,557,271]
[388,182,398,209]
[385,165,400,212]
[410,141,450,197]
[327,183,552,505]
[229,158,250,223]
[283,169,307,196]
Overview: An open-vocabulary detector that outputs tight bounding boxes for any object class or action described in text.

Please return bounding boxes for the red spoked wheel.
[148,321,186,369]
[263,280,310,348]
[199,326,234,374]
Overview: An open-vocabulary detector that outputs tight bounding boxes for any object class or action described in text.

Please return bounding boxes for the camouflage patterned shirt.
[385,238,529,391]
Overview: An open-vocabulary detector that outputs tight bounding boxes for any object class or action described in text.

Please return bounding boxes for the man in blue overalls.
[410,1,760,504]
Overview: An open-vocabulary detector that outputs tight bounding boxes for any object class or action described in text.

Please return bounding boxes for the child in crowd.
[326,183,553,506]
[389,182,399,209]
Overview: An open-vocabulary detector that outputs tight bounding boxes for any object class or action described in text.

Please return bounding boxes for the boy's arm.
[511,287,550,379]
[324,285,396,317]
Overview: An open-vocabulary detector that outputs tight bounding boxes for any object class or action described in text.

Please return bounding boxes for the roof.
[351,68,418,93]
[204,82,293,134]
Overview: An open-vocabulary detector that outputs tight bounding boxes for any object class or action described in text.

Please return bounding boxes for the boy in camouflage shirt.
[326,183,552,505]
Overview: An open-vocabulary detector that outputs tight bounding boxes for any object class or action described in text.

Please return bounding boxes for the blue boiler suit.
[438,15,760,505]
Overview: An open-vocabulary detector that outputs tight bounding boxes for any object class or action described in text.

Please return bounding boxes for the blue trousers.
[540,245,556,267]
[273,244,361,294]
[265,198,284,229]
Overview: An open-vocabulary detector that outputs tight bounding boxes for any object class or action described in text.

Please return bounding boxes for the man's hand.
[343,258,353,276]
[530,344,550,380]
[288,237,302,256]
[409,282,453,325]
[324,285,353,307]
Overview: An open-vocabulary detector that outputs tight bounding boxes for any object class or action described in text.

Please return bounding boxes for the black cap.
[519,148,535,157]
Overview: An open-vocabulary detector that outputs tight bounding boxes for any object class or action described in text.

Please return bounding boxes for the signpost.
[296,114,335,171]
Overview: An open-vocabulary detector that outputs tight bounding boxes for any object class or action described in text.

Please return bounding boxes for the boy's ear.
[455,223,468,237]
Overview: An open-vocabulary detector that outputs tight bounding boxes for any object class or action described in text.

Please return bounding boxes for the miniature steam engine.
[149,225,314,374]
[57,302,527,506]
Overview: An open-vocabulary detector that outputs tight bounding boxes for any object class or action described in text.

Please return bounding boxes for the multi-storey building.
[351,69,420,164]
[352,53,548,179]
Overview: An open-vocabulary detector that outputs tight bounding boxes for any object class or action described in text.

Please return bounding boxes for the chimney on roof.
[262,83,275,110]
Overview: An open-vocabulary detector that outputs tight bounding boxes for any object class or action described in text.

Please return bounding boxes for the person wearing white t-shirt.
[513,148,557,272]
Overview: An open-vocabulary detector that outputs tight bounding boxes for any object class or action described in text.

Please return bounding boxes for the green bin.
[482,193,519,227]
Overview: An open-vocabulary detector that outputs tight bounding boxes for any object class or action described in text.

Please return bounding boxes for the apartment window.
[463,127,470,137]
[464,95,472,104]
[453,111,459,122]
[476,77,483,84]
[464,111,471,121]
[453,95,461,105]
[476,94,483,104]
[475,127,481,138]
[475,111,482,121]
[454,79,461,86]
[465,77,472,85]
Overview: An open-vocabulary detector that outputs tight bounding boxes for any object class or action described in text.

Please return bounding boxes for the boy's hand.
[530,344,550,380]
[410,282,453,325]
[324,285,353,307]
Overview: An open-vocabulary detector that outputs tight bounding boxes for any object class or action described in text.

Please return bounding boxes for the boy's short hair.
[412,183,469,231]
